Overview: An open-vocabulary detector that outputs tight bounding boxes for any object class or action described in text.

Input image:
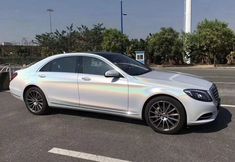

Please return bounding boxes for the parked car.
[9,52,220,134]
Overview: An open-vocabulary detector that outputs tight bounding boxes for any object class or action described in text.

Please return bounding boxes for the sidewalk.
[150,64,235,69]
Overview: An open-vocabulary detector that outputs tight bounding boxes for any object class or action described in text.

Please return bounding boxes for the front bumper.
[181,95,220,125]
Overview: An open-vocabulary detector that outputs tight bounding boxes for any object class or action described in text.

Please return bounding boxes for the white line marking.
[214,82,235,85]
[48,147,131,162]
[221,104,235,108]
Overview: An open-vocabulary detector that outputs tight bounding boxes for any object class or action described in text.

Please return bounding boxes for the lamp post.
[47,9,54,33]
[120,0,127,34]
[185,0,192,33]
[184,0,192,64]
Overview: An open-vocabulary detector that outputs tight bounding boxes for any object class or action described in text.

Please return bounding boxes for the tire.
[24,87,49,115]
[145,96,186,134]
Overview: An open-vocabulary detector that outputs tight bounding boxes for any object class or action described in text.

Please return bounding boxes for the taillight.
[10,72,18,81]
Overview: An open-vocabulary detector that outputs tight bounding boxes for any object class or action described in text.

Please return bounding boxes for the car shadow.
[180,107,232,134]
[49,106,232,134]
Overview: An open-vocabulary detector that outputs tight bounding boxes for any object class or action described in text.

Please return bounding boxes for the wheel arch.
[141,94,187,122]
[23,85,46,100]
[23,84,50,115]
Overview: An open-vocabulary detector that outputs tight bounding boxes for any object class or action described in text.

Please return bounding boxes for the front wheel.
[145,96,186,134]
[24,87,49,115]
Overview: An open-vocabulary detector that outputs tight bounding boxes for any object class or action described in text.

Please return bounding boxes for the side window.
[82,56,113,75]
[40,56,78,73]
[40,62,51,72]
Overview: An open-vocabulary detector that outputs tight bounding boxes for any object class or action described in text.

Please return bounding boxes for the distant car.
[9,52,220,134]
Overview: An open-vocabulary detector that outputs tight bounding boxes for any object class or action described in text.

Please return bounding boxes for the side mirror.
[104,69,121,78]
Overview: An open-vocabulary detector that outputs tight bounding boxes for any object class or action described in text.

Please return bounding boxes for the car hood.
[135,70,212,90]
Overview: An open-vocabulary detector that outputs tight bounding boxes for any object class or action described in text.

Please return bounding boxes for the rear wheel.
[24,87,49,115]
[145,96,186,134]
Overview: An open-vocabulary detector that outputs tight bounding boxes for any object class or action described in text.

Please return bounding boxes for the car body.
[10,52,220,134]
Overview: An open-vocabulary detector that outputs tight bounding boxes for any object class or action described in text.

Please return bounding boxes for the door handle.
[81,77,91,81]
[38,74,46,78]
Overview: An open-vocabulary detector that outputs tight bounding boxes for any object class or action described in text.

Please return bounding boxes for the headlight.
[184,89,212,102]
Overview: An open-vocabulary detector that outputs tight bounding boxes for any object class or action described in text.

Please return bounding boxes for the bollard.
[0,72,10,91]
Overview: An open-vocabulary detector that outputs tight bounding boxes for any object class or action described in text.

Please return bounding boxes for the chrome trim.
[209,84,220,103]
[50,102,141,119]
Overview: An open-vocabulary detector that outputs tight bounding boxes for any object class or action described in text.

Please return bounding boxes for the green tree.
[183,33,204,64]
[35,23,106,56]
[147,27,183,64]
[76,23,105,51]
[196,19,235,65]
[127,39,146,58]
[35,32,57,56]
[102,29,129,53]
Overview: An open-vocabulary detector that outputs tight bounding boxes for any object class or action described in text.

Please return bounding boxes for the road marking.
[221,104,235,108]
[48,147,131,162]
[214,82,235,85]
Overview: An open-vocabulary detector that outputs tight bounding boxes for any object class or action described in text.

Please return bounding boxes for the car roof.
[91,52,124,57]
[26,52,126,73]
[50,52,123,58]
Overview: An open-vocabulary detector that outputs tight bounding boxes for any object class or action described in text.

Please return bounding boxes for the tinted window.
[40,62,51,72]
[40,56,77,73]
[96,53,151,76]
[82,56,113,75]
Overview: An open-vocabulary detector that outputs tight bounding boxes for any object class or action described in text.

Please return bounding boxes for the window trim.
[94,55,127,78]
[37,54,128,78]
[39,56,80,74]
[80,56,115,76]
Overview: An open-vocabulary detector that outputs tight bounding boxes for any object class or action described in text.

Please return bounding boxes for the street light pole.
[121,0,123,34]
[47,9,54,33]
[184,0,192,64]
[185,0,192,33]
[120,0,127,34]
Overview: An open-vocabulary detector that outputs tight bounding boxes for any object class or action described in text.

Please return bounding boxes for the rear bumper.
[9,84,24,101]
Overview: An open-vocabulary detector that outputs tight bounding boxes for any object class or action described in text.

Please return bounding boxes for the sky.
[1,0,235,42]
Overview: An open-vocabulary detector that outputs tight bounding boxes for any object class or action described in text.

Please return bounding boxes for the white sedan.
[9,52,220,134]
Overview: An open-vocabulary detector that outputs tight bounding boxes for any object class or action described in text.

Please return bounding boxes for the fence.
[0,57,44,65]
[0,65,22,91]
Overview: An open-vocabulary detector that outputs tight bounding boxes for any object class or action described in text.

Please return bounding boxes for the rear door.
[37,56,80,107]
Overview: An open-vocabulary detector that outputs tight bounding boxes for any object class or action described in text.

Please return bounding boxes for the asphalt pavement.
[0,68,235,162]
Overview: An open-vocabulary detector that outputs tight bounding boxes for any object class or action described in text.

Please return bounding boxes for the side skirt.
[49,102,142,119]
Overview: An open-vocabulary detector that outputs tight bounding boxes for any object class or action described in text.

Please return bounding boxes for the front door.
[78,56,128,111]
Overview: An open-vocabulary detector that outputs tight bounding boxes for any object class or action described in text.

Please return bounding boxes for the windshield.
[97,53,151,76]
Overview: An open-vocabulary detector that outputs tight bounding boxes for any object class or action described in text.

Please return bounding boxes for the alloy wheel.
[148,101,180,131]
[25,89,44,113]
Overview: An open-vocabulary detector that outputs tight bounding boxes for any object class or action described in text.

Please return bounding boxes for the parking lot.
[0,67,235,162]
